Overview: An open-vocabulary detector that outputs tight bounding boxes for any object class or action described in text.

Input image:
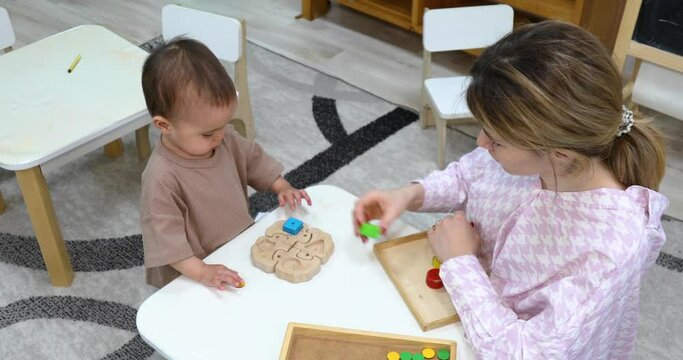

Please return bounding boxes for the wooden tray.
[374,231,459,331]
[279,322,457,360]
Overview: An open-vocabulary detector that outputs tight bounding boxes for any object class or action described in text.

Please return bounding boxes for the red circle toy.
[425,268,443,289]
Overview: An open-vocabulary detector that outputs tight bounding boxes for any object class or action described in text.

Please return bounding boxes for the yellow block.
[432,256,441,269]
[387,351,400,360]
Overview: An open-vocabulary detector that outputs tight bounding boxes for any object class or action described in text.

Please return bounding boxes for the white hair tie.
[617,105,634,137]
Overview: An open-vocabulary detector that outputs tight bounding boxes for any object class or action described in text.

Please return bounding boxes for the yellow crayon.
[67,54,81,73]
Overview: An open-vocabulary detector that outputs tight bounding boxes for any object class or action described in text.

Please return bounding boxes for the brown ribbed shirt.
[140,128,284,287]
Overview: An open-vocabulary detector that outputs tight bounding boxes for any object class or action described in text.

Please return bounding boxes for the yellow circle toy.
[422,348,436,359]
[387,351,401,360]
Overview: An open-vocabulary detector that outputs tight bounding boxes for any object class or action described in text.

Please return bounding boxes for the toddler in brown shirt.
[140,38,311,289]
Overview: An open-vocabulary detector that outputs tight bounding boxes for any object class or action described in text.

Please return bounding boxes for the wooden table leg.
[16,167,74,287]
[104,138,124,158]
[0,189,6,214]
[136,125,151,161]
[298,0,330,20]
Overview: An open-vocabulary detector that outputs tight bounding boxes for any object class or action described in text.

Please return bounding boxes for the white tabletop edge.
[0,109,149,171]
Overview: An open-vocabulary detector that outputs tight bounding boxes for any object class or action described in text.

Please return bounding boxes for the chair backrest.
[0,7,16,51]
[423,5,513,53]
[632,61,683,121]
[162,4,241,62]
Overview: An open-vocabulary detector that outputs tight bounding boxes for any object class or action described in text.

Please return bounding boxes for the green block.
[359,223,381,238]
[412,353,425,360]
[437,349,450,360]
[400,352,413,360]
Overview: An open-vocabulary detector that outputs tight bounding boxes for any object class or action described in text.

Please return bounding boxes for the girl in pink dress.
[354,21,668,359]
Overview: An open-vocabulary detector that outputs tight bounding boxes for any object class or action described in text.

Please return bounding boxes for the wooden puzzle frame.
[374,231,460,331]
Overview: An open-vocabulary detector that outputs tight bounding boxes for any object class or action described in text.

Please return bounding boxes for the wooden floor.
[2,0,682,219]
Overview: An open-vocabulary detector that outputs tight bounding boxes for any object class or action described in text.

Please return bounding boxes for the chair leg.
[233,20,256,141]
[135,125,151,161]
[420,104,435,129]
[298,0,329,20]
[16,167,74,287]
[420,50,434,128]
[436,116,447,169]
[232,116,255,141]
[232,89,256,140]
[623,58,643,106]
[0,189,6,214]
[104,138,124,158]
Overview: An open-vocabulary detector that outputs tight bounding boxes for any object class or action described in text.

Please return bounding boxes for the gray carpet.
[0,39,681,359]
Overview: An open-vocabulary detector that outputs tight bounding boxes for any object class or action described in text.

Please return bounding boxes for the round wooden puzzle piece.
[251,219,334,283]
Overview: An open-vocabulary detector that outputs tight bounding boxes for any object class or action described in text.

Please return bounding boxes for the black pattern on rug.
[248,96,418,216]
[0,233,143,271]
[0,296,154,360]
[657,251,683,273]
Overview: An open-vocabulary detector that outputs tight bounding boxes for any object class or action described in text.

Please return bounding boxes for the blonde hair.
[466,21,666,190]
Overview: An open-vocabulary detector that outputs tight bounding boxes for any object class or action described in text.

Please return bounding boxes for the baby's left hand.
[428,211,480,262]
[277,185,312,210]
[270,177,312,210]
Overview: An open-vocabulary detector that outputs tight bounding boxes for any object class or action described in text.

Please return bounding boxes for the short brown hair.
[141,37,237,120]
[466,21,666,190]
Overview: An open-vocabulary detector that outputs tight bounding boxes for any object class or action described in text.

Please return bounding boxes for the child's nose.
[476,130,493,150]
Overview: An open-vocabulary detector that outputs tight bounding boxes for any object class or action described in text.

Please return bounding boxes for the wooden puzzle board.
[280,323,456,360]
[374,232,460,331]
[251,220,334,283]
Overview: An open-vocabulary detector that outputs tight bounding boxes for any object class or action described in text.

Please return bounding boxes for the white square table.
[0,25,151,286]
[136,185,475,359]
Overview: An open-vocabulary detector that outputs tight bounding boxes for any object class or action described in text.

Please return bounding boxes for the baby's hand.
[271,177,312,210]
[199,264,244,290]
[278,187,312,210]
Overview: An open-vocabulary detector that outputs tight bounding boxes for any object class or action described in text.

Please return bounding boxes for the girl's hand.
[199,264,244,290]
[353,188,413,241]
[428,211,480,262]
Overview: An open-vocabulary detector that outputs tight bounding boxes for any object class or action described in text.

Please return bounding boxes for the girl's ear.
[152,116,172,134]
[549,149,575,165]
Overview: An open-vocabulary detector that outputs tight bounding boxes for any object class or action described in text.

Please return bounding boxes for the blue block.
[283,217,303,235]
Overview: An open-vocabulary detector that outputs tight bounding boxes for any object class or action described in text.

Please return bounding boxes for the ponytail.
[606,114,666,190]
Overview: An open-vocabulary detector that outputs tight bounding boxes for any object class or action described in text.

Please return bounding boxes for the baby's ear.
[152,115,172,133]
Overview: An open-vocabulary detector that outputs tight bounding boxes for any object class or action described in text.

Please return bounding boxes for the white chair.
[420,5,513,169]
[0,7,14,213]
[0,7,15,53]
[162,4,255,140]
[632,61,683,121]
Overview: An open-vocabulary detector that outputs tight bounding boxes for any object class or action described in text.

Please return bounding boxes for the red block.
[426,268,443,289]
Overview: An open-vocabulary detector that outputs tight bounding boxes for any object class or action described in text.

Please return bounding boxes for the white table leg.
[16,167,74,287]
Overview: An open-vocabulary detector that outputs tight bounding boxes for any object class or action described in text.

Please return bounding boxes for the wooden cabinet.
[300,0,626,51]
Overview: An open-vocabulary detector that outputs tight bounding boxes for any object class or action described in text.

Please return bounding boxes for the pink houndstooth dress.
[416,148,669,359]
